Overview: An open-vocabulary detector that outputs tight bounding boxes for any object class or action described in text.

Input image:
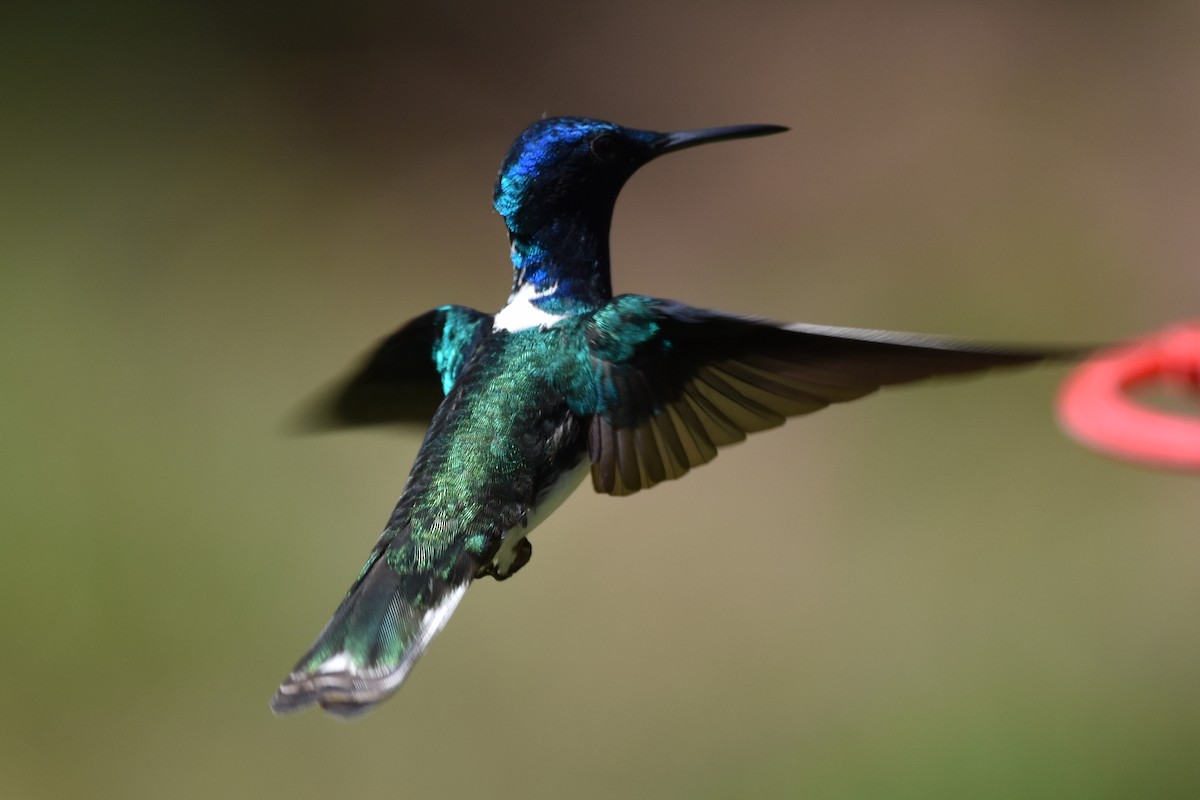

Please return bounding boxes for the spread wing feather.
[585,295,1077,496]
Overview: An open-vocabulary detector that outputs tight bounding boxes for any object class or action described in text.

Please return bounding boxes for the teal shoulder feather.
[297,305,491,430]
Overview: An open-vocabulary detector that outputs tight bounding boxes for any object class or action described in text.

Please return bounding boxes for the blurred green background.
[3,2,1199,798]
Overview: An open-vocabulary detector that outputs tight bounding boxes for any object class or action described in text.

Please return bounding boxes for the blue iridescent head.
[493,117,787,306]
[494,118,656,236]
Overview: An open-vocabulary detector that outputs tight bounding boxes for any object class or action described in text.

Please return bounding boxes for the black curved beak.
[653,123,788,156]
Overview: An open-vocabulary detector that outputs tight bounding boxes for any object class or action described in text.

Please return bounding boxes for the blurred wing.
[585,295,1077,495]
[297,305,491,430]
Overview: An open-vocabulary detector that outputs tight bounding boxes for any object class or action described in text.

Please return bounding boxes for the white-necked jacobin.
[272,117,1070,717]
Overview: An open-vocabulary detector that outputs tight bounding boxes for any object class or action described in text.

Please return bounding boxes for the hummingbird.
[272,117,1068,717]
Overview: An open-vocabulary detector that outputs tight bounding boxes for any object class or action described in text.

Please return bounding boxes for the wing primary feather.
[682,382,748,445]
[635,423,666,486]
[619,373,667,486]
[653,411,691,475]
[615,424,642,494]
[697,367,785,430]
[671,394,721,462]
[717,360,846,402]
[593,418,617,493]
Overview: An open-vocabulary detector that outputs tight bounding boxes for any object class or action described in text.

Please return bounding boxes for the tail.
[271,555,471,717]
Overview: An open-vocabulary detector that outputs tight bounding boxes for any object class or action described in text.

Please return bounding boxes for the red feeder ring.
[1058,323,1200,471]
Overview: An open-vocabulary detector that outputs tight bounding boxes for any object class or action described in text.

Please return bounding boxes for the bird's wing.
[296,305,492,430]
[581,295,1076,496]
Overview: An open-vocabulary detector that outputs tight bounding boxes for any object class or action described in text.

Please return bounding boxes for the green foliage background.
[3,3,1198,798]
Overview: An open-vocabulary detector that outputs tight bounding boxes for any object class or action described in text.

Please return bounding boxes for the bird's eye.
[590,133,619,162]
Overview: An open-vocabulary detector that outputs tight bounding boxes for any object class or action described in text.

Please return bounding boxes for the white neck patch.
[493,282,566,332]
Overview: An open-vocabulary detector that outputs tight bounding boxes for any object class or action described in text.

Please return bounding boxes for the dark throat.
[508,210,614,313]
